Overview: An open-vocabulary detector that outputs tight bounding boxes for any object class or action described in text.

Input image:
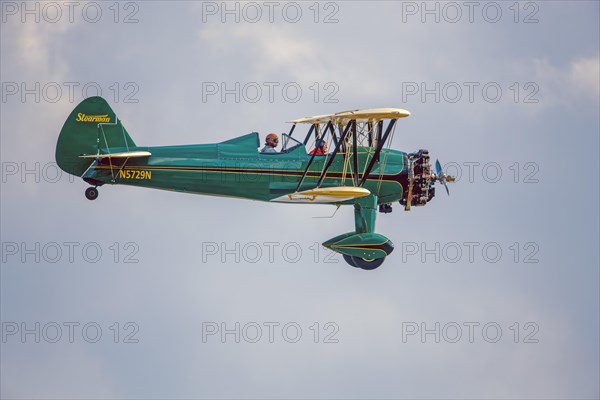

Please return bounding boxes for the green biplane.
[56,96,454,270]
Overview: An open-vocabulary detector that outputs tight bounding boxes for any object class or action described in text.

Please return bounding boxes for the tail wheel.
[351,256,385,270]
[85,187,98,201]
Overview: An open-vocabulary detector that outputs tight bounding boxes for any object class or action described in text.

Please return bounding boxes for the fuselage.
[86,132,410,205]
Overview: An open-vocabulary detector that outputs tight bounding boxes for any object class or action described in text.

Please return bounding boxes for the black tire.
[343,254,358,268]
[85,187,98,200]
[351,256,385,270]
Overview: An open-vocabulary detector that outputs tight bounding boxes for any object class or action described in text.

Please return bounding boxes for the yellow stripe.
[335,240,389,248]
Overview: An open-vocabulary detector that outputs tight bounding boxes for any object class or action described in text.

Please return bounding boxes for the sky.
[1,1,599,399]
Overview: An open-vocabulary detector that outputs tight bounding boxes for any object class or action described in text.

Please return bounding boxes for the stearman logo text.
[75,113,111,123]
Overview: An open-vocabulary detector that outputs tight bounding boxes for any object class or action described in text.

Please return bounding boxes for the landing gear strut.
[85,187,99,200]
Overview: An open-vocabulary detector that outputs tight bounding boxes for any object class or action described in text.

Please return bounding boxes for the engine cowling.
[400,149,435,207]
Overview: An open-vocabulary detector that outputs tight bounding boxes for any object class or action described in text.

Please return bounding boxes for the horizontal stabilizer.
[272,186,370,203]
[79,151,151,159]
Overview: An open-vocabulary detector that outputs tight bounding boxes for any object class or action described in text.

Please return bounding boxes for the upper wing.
[289,108,411,124]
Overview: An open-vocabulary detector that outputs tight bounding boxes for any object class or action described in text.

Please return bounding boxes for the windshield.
[281,134,304,153]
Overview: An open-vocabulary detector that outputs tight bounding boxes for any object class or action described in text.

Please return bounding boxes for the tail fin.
[55,96,136,176]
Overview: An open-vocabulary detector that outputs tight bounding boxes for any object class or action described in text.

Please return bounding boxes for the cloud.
[3,15,72,80]
[198,23,388,99]
[528,54,600,108]
[17,23,49,68]
[568,55,600,101]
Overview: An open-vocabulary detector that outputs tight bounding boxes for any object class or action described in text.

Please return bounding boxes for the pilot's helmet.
[266,133,279,145]
[315,138,325,148]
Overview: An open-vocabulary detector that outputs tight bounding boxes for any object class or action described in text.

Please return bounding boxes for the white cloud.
[198,23,388,99]
[528,54,600,108]
[568,55,600,101]
[3,15,72,80]
[17,23,49,68]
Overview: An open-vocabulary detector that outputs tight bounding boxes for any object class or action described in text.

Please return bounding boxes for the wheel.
[343,254,359,268]
[351,256,385,270]
[85,187,98,200]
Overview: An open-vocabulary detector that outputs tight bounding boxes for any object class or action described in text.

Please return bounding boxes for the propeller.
[404,157,454,211]
[434,159,455,195]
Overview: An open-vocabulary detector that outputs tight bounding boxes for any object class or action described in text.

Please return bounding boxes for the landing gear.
[85,187,99,200]
[351,256,385,270]
[343,254,358,268]
[343,254,386,270]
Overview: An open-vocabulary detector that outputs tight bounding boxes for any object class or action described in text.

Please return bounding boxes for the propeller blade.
[435,159,450,195]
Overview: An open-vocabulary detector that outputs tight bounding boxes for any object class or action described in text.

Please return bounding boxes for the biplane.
[56,96,454,270]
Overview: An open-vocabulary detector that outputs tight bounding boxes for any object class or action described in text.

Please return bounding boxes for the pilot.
[261,133,279,153]
[309,138,328,155]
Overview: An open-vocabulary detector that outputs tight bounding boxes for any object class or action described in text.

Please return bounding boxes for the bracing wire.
[376,122,396,193]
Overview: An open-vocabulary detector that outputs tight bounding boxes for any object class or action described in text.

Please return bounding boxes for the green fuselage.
[86,133,409,205]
